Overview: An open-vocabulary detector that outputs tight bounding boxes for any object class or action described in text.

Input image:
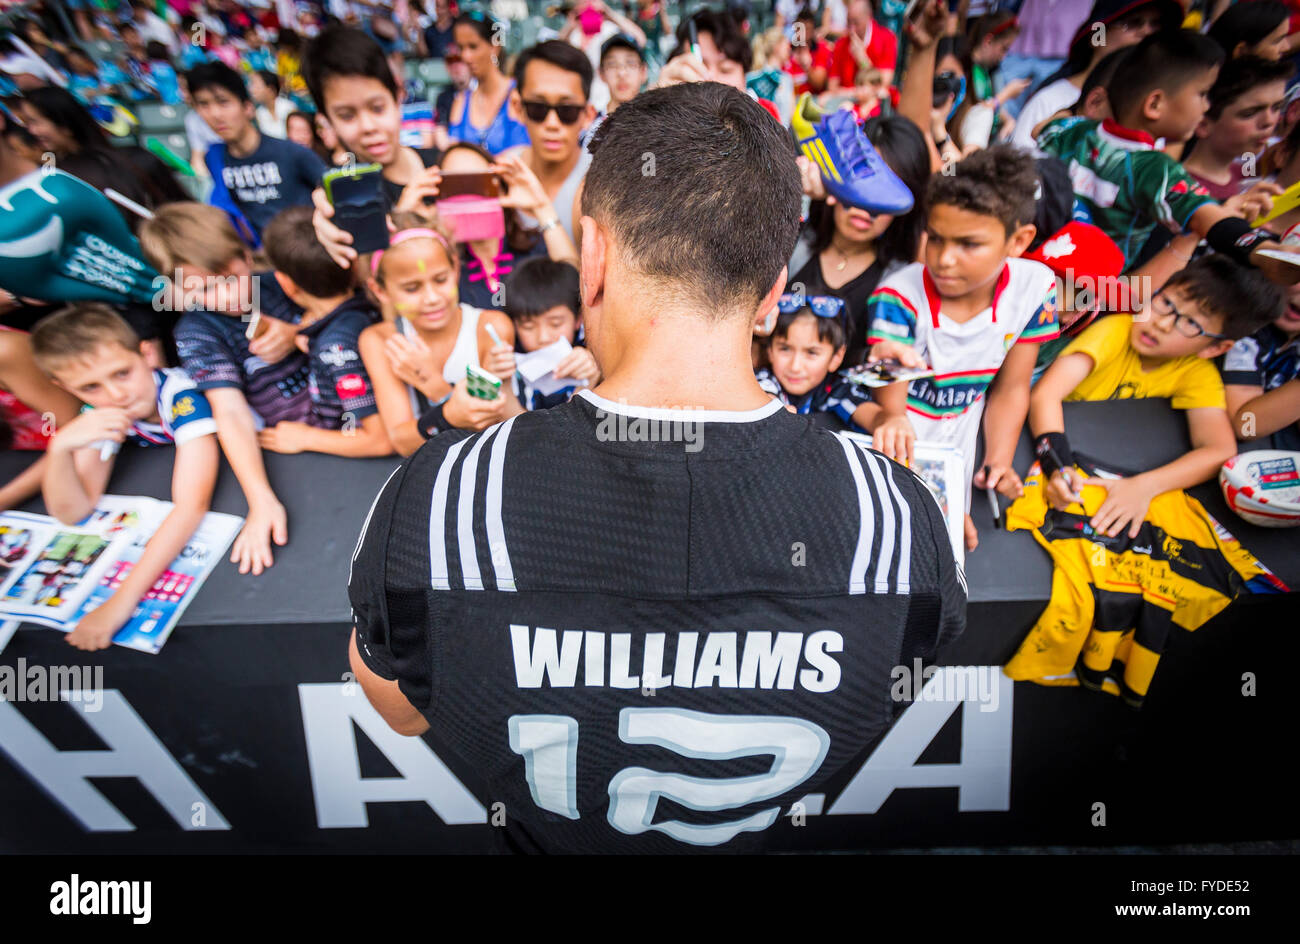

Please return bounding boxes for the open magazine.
[839,433,967,566]
[0,495,242,653]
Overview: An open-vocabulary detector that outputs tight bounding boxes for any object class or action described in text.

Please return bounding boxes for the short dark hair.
[514,40,594,101]
[1161,254,1285,340]
[1205,54,1292,120]
[1073,45,1131,114]
[1107,29,1224,121]
[118,21,139,36]
[927,144,1037,234]
[303,24,398,114]
[252,69,281,97]
[504,258,580,322]
[186,60,250,103]
[670,9,752,72]
[771,308,847,350]
[1207,0,1289,57]
[582,83,801,315]
[144,40,169,61]
[263,206,355,299]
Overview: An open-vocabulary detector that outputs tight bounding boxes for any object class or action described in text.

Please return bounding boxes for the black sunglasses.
[520,99,585,125]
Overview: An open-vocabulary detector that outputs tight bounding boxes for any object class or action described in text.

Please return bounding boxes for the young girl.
[361,212,518,455]
[756,295,879,432]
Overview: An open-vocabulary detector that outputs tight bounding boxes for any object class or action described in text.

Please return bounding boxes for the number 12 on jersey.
[509,708,831,846]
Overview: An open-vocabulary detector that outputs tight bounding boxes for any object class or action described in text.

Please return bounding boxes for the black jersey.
[348,389,967,853]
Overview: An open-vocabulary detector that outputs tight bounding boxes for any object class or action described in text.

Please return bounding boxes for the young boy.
[499,257,601,413]
[304,24,445,267]
[757,294,879,431]
[598,33,647,116]
[30,305,219,651]
[1183,55,1291,202]
[1030,254,1283,536]
[1037,30,1293,277]
[258,206,391,457]
[1022,220,1127,380]
[867,145,1061,552]
[188,60,326,240]
[138,202,301,576]
[1224,280,1300,450]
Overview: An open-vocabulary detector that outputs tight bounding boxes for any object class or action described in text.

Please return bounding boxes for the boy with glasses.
[503,41,597,244]
[1029,254,1284,537]
[757,294,880,431]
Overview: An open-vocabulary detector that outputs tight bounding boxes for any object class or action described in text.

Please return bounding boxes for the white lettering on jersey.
[1067,159,1120,208]
[510,627,843,693]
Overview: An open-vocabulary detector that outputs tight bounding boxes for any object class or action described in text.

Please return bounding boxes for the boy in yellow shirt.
[1029,255,1284,538]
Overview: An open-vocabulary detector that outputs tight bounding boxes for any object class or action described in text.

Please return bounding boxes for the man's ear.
[1006,223,1036,259]
[508,87,523,123]
[756,265,788,326]
[579,215,607,310]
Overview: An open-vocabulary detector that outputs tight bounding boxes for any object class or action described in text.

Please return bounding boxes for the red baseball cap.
[1024,221,1125,281]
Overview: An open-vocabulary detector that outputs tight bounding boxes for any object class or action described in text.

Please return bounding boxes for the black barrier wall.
[1,401,1297,852]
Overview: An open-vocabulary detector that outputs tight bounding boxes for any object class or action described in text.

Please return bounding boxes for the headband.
[370,228,451,278]
[988,17,1019,38]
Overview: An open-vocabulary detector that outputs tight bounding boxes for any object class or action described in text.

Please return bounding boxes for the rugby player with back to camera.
[347,81,967,853]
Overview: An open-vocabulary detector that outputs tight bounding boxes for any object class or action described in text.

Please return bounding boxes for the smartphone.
[322,163,390,254]
[466,363,503,400]
[437,171,500,200]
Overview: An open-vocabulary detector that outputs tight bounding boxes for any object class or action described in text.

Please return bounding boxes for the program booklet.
[0,495,242,653]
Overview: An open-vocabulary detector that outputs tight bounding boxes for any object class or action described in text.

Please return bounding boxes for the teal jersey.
[0,169,159,305]
[1037,117,1216,269]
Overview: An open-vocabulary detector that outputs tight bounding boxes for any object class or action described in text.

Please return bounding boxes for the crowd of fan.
[1,0,1299,651]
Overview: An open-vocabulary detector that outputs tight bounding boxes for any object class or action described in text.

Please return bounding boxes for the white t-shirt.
[867,259,1061,491]
[1010,78,1080,153]
[255,97,296,139]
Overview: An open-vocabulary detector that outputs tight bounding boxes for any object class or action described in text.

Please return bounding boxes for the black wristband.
[1034,431,1074,479]
[1205,215,1271,265]
[417,395,455,438]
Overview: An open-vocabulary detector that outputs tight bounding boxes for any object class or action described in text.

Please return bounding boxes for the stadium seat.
[417,59,450,88]
[135,102,188,134]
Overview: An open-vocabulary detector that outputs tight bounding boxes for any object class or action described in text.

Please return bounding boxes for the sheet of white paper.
[515,337,578,397]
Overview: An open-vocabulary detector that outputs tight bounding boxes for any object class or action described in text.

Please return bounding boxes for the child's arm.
[976,342,1038,498]
[204,387,288,576]
[1227,378,1300,441]
[360,327,427,456]
[867,378,916,464]
[259,413,394,458]
[1087,406,1236,540]
[42,411,130,524]
[66,435,218,651]
[1028,350,1095,508]
[850,401,882,432]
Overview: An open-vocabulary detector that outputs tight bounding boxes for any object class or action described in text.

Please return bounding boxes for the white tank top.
[396,303,482,417]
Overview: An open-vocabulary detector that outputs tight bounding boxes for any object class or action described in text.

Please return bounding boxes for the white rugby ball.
[1220,450,1300,527]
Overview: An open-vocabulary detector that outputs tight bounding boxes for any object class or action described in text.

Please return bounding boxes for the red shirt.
[783,42,834,96]
[830,21,898,88]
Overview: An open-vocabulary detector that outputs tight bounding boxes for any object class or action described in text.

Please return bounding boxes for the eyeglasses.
[777,294,845,319]
[520,100,585,124]
[1150,291,1230,340]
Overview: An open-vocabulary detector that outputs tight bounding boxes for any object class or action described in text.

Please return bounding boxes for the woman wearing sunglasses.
[446,12,531,155]
[756,294,881,432]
